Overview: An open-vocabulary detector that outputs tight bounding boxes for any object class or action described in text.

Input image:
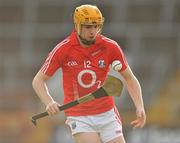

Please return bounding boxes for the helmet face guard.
[73,4,104,35]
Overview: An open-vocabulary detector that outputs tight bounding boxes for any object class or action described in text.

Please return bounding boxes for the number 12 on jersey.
[84,60,91,68]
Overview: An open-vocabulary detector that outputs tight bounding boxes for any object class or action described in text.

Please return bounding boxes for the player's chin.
[88,36,95,40]
[87,38,94,42]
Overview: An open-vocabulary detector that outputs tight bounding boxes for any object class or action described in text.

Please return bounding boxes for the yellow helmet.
[73,4,104,35]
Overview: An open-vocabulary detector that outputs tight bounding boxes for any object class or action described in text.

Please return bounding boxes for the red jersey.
[41,31,128,116]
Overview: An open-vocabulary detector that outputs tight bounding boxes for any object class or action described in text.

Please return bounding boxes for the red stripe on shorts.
[113,106,122,124]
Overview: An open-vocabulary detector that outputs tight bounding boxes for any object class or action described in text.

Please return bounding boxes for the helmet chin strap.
[79,35,95,45]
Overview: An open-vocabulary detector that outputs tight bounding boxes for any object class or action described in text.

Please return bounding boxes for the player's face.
[80,24,100,41]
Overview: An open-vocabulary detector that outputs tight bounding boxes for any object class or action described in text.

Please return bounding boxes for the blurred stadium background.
[0,0,180,143]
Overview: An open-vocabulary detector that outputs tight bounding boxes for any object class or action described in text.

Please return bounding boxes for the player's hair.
[73,4,104,35]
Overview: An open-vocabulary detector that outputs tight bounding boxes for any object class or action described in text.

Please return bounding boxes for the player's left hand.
[130,108,146,129]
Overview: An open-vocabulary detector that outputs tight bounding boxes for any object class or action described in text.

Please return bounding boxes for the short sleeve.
[40,39,70,76]
[109,42,128,72]
[40,50,61,76]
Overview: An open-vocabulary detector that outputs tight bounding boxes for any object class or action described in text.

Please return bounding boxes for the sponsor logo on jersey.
[98,60,106,68]
[91,49,101,56]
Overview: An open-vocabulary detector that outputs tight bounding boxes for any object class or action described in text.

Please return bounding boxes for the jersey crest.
[98,59,106,68]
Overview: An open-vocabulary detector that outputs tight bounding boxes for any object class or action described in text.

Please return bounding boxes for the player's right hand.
[46,101,60,116]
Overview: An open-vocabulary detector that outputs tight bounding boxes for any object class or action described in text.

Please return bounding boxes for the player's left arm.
[120,66,146,128]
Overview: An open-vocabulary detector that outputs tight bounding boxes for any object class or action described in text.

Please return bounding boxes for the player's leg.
[97,107,126,143]
[106,135,126,143]
[73,132,102,143]
[99,120,126,143]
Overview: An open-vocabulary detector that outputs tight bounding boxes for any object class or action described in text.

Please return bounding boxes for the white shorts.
[65,107,123,143]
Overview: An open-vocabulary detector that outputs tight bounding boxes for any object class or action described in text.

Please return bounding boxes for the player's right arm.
[32,39,70,115]
[32,71,60,116]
